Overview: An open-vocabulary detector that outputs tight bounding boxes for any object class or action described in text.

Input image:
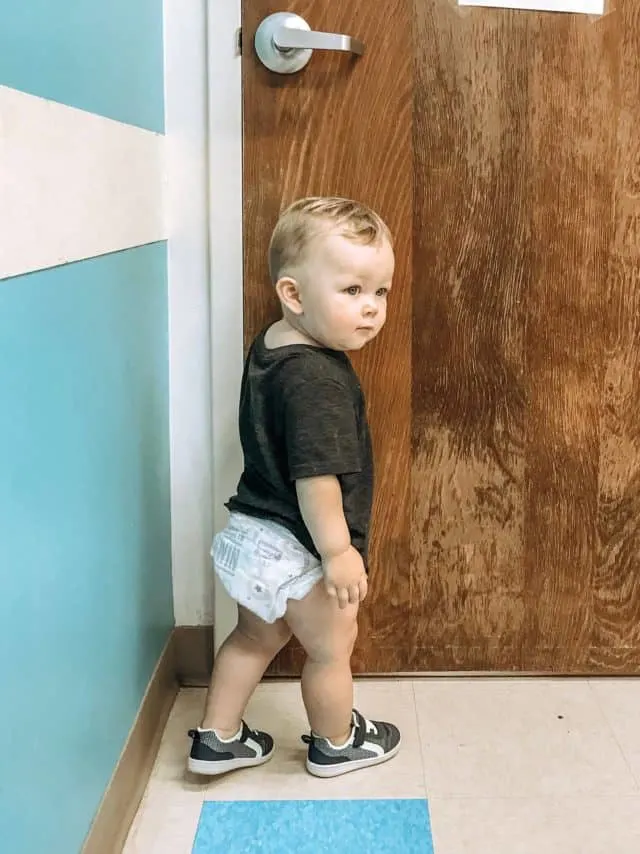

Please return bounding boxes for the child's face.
[294,231,395,351]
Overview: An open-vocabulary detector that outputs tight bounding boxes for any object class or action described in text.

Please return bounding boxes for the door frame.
[164,0,215,629]
[207,0,243,651]
[164,0,242,645]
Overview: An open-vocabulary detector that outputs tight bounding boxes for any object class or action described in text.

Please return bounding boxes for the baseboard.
[81,633,179,854]
[173,624,214,686]
[80,625,214,853]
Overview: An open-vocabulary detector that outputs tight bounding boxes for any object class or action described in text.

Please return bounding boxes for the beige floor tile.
[429,795,640,854]
[123,784,204,854]
[590,679,640,786]
[414,678,637,798]
[147,688,212,794]
[150,681,424,802]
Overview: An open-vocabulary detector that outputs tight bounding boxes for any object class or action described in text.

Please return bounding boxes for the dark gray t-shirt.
[226,326,374,564]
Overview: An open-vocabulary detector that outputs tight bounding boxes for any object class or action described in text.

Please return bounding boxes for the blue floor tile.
[193,799,433,854]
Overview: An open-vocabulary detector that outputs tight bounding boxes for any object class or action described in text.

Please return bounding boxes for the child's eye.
[376,288,389,297]
[345,286,361,296]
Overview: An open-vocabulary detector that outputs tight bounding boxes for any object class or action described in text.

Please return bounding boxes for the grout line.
[411,680,430,800]
[425,793,640,803]
[587,679,640,792]
[412,681,439,854]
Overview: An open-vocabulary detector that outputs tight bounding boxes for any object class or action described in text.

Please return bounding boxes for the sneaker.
[302,709,401,778]
[187,722,274,776]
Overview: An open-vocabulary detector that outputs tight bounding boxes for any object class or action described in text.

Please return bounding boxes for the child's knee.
[344,619,358,656]
[236,611,292,656]
[307,616,358,664]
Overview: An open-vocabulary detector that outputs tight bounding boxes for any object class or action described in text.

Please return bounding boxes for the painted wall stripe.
[0,85,166,282]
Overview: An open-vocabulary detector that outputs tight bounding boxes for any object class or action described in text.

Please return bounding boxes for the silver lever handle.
[273,27,364,56]
[254,13,365,75]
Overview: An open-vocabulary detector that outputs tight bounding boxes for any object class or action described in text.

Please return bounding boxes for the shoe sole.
[305,738,402,778]
[188,750,274,776]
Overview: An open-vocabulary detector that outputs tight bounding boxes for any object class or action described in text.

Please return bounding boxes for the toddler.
[188,197,401,778]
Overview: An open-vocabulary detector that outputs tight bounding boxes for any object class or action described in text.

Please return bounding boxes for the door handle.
[254,13,365,75]
[274,25,364,56]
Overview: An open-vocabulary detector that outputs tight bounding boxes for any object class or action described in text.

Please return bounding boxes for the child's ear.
[275,277,304,315]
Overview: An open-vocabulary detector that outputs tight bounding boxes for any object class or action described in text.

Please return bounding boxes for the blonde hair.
[268,196,392,284]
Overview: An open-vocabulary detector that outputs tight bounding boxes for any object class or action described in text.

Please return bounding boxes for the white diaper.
[212,513,323,623]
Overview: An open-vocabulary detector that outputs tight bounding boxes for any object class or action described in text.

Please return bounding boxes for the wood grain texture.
[243,0,640,673]
[592,0,640,671]
[523,10,617,671]
[412,4,530,670]
[412,3,624,672]
[242,0,412,674]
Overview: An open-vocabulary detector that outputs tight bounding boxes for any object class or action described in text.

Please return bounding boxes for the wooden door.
[241,0,640,675]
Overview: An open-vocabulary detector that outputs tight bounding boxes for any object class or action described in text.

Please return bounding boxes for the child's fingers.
[348,584,360,604]
[337,586,351,609]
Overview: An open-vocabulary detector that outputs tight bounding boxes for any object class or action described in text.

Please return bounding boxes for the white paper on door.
[458,0,604,13]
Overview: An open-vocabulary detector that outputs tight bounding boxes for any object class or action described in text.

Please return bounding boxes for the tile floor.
[124,678,640,853]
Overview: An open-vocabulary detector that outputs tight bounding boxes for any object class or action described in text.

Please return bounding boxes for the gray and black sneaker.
[302,709,401,778]
[187,722,274,776]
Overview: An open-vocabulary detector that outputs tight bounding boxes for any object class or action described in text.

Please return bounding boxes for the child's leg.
[201,605,292,736]
[284,582,358,746]
[285,582,401,778]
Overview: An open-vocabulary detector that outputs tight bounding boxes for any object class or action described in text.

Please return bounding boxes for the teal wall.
[0,246,173,854]
[0,3,172,852]
[0,0,164,132]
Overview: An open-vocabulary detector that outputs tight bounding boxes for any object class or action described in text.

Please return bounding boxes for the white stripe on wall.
[0,85,167,281]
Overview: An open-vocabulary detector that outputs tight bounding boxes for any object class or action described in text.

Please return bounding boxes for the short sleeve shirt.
[226,326,374,563]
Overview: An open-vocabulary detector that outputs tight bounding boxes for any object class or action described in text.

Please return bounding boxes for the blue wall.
[0,0,164,132]
[0,3,172,852]
[0,246,173,854]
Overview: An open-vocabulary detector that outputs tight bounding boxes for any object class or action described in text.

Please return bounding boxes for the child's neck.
[265,317,320,350]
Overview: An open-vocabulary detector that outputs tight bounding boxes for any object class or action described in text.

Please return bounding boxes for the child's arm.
[296,475,368,608]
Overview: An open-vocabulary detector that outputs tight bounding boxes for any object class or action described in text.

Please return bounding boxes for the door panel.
[242,0,640,674]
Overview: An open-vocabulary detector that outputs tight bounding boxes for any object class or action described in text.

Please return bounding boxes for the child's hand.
[322,546,368,608]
